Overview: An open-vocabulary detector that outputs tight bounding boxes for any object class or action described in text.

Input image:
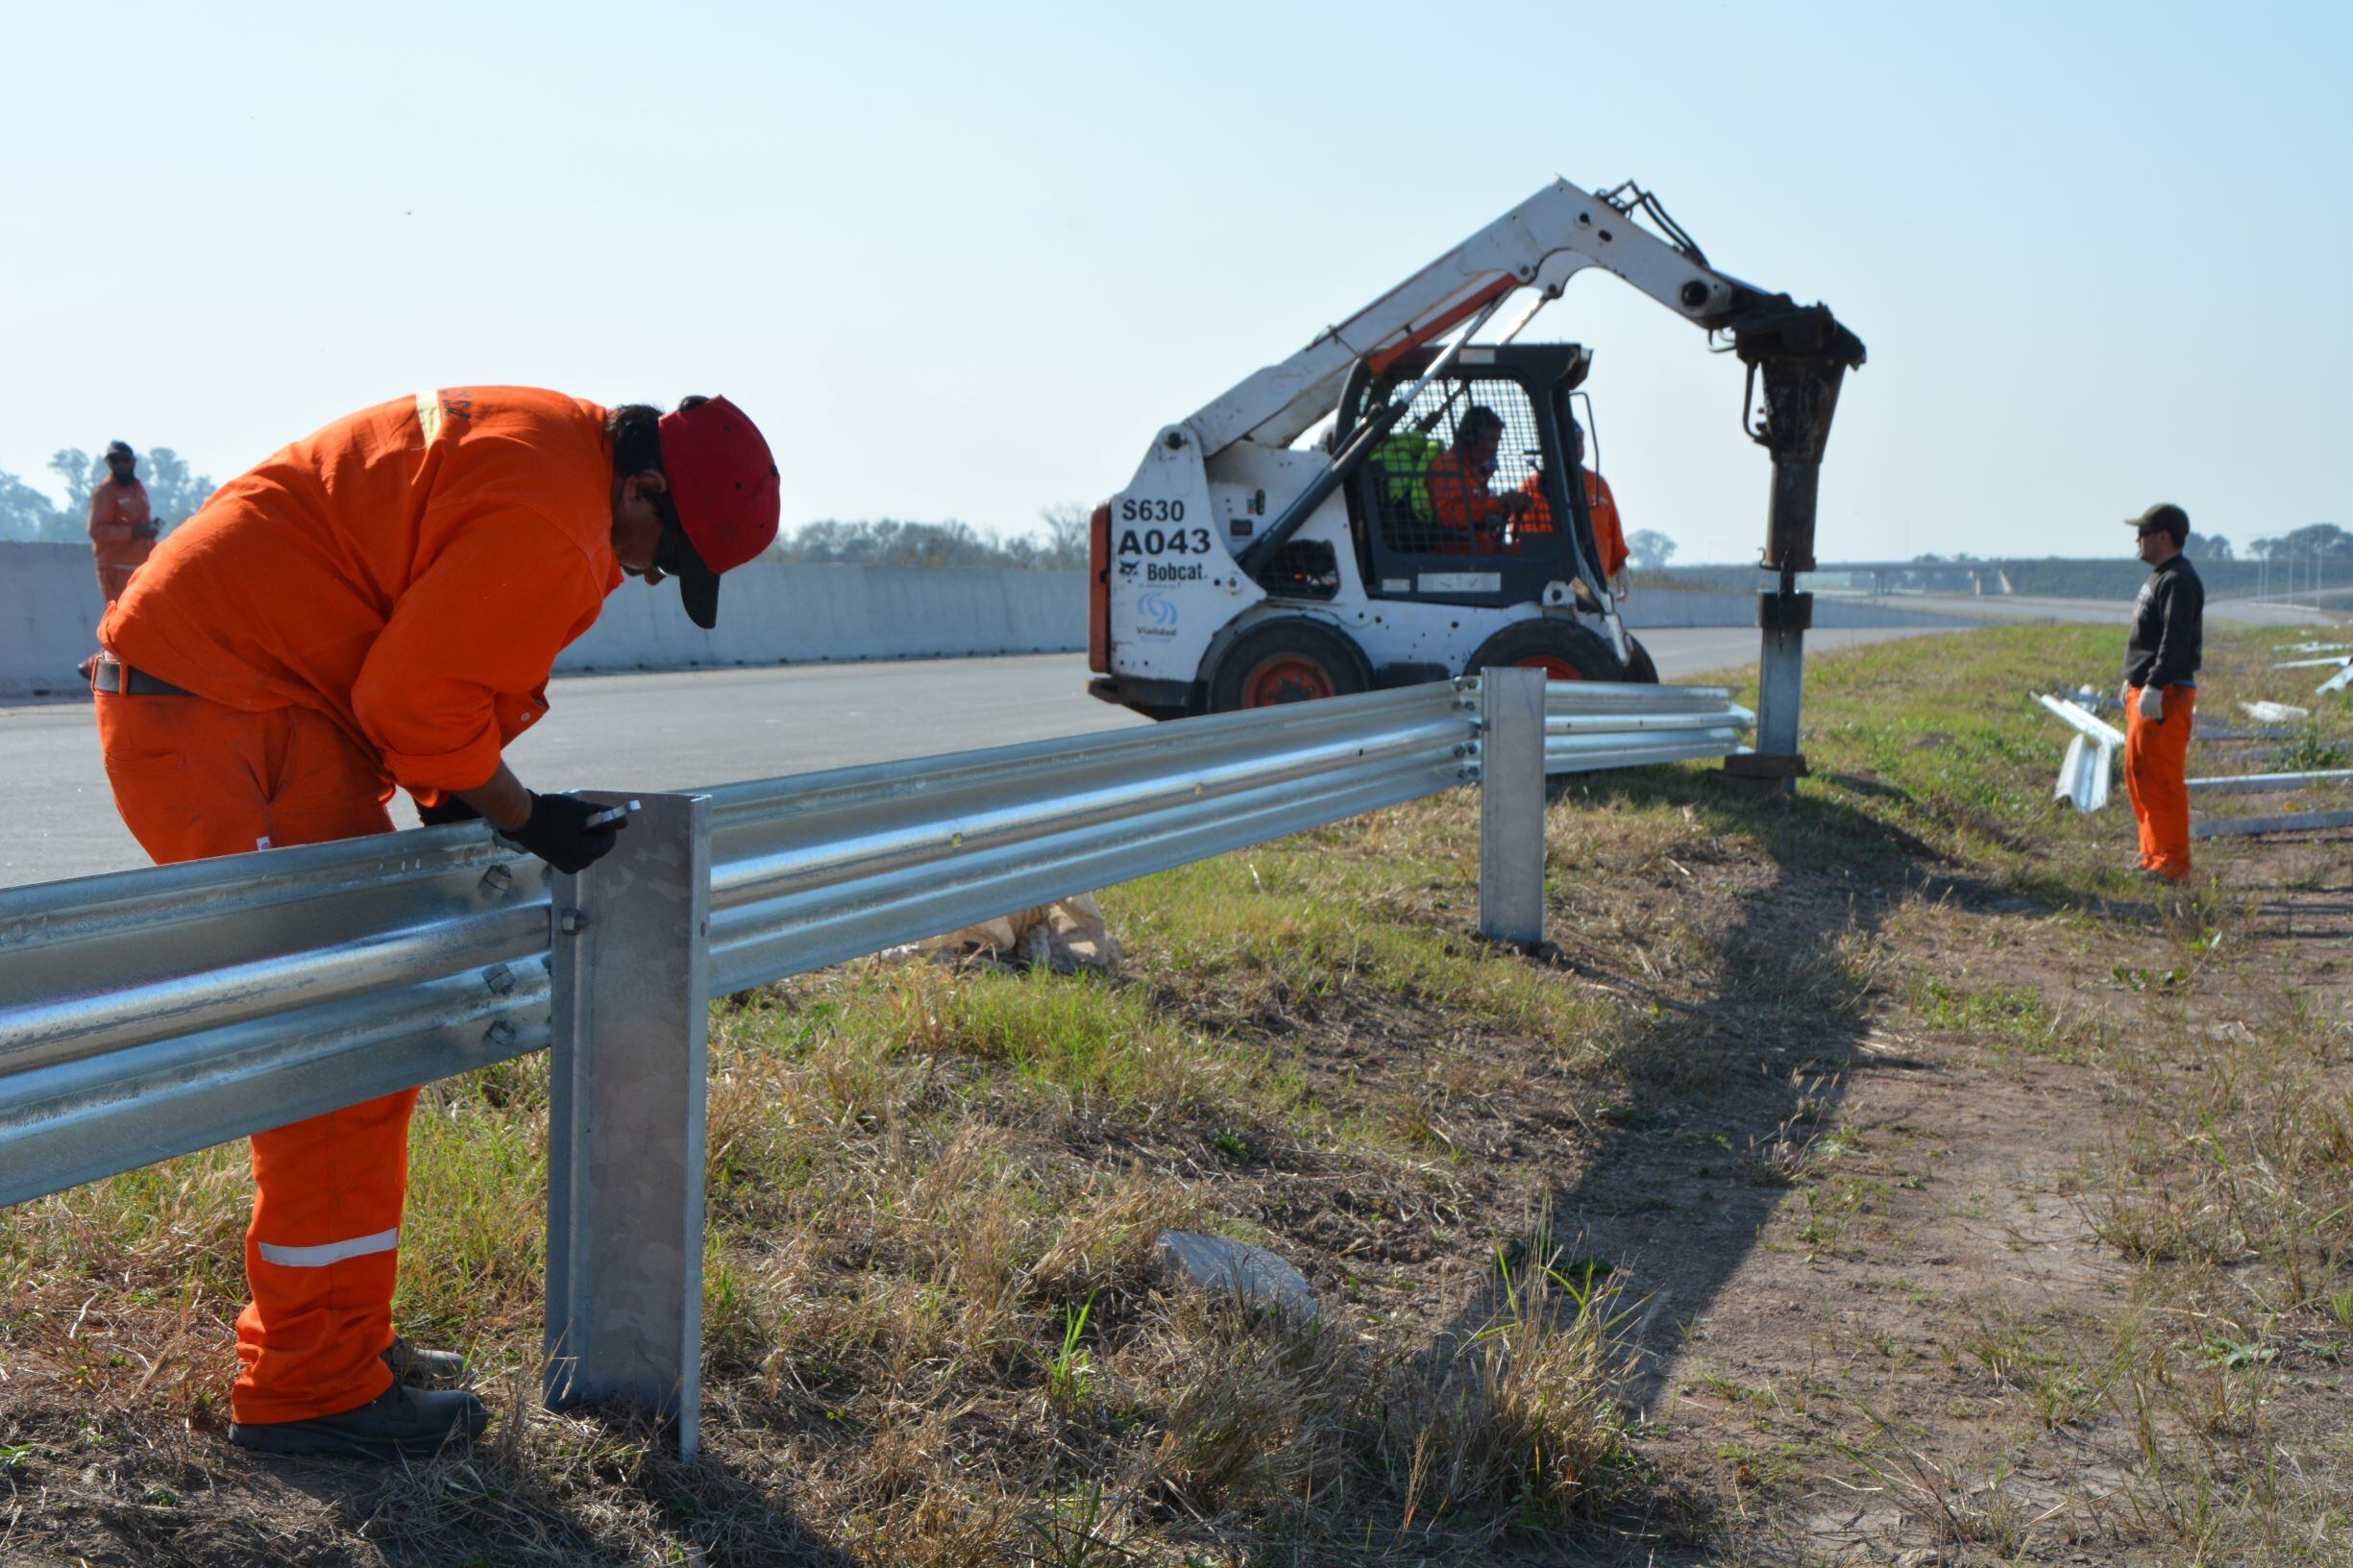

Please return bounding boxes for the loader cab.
[1334,342,1605,610]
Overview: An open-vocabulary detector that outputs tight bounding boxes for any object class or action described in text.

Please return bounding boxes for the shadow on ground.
[1438,772,2026,1423]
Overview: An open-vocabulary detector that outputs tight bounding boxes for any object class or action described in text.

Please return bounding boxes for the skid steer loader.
[1086,177,1864,725]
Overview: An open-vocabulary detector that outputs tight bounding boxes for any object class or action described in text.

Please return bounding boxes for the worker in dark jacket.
[2119,502,2203,880]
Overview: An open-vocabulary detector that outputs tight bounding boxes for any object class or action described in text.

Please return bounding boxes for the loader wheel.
[1209,621,1370,712]
[1463,620,1625,684]
[1624,634,1659,684]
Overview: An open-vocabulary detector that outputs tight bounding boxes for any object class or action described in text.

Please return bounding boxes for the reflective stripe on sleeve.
[257,1227,400,1268]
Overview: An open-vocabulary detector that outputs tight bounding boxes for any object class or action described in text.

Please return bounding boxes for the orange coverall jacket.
[99,388,623,799]
[87,477,154,574]
[1425,450,1509,551]
[1516,470,1628,576]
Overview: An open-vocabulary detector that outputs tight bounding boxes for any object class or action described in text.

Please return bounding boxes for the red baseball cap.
[655,395,780,628]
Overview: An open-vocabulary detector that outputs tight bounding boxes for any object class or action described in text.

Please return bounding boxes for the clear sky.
[1,0,2342,563]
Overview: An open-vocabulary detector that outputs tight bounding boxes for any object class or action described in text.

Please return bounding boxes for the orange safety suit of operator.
[1514,470,1629,576]
[94,387,622,1426]
[1424,449,1509,551]
[87,475,154,602]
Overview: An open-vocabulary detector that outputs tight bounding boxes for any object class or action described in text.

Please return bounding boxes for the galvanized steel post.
[544,792,713,1457]
[1479,668,1547,945]
[1730,588,1812,793]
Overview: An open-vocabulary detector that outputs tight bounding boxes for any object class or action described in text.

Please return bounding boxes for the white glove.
[1609,570,1630,599]
[2137,686,2164,722]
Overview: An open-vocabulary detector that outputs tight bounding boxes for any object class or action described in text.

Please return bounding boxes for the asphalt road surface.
[1,626,1958,890]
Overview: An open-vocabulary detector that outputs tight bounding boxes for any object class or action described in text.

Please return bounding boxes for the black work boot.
[383,1335,470,1387]
[229,1383,489,1460]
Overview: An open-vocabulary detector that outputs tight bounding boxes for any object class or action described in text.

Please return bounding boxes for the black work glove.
[415,793,481,826]
[502,792,625,874]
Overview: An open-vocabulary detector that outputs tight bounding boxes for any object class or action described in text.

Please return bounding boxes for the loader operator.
[1514,423,1630,596]
[2118,502,2203,882]
[90,387,781,1460]
[1424,405,1532,550]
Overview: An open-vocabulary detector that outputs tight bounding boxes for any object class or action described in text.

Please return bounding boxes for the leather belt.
[91,658,192,698]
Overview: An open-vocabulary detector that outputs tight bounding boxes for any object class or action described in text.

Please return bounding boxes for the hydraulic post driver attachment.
[1720,301,1868,786]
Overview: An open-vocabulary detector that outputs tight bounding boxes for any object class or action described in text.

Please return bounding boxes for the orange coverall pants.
[95,564,140,604]
[96,690,414,1425]
[2123,684,2195,880]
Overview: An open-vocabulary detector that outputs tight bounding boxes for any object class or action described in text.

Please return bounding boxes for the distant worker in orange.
[1514,423,1630,596]
[78,442,159,681]
[2118,502,2203,882]
[1425,405,1532,551]
[93,388,781,1459]
[87,439,157,601]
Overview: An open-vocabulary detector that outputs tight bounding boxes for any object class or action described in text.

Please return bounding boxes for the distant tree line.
[0,447,220,543]
[777,506,1089,570]
[2244,522,2349,565]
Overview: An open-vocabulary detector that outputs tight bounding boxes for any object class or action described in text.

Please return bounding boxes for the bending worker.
[2119,502,2203,881]
[92,387,780,1458]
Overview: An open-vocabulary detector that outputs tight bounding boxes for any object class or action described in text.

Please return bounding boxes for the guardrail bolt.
[483,1020,519,1051]
[482,963,516,996]
[478,864,515,897]
[558,908,589,936]
[1454,740,1481,758]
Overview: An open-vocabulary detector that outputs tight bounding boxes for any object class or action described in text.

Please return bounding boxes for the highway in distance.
[0,625,1953,889]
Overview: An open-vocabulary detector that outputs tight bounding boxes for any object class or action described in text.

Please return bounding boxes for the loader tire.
[1463,620,1625,683]
[1207,621,1370,712]
[1624,634,1659,684]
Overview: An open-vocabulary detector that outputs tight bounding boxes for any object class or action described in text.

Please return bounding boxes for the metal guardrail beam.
[0,674,1753,1450]
[701,682,1483,995]
[2188,769,2353,796]
[2193,809,2353,841]
[0,832,554,1209]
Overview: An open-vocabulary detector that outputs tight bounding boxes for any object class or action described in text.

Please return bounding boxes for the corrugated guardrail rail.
[0,671,1750,1454]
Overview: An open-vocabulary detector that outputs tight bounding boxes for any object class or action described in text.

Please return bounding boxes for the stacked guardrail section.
[1545,679,1753,773]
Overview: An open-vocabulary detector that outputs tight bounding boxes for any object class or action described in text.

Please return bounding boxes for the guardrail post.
[544,791,712,1458]
[1479,667,1547,945]
[1725,588,1811,794]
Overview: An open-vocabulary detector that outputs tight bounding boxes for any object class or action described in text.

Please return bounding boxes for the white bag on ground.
[914,894,1121,974]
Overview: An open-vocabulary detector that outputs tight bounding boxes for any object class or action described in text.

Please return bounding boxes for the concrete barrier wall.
[560,560,1084,673]
[0,543,1087,696]
[4,541,1968,698]
[1,543,108,697]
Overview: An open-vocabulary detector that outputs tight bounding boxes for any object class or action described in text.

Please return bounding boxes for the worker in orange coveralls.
[1512,422,1630,596]
[88,440,156,601]
[93,388,780,1458]
[1425,404,1533,551]
[76,442,159,682]
[2118,502,2204,882]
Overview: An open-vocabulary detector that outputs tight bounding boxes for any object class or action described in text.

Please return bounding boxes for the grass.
[3,617,2350,1564]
